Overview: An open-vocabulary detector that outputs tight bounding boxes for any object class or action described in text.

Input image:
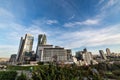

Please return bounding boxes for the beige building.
[36,45,53,61]
[106,48,111,56]
[16,34,34,63]
[36,45,72,62]
[43,47,67,62]
[36,34,72,63]
[75,48,93,65]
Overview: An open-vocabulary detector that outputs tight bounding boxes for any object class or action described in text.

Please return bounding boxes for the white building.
[75,48,93,65]
[36,45,72,62]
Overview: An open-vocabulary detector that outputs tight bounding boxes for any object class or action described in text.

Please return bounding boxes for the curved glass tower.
[16,34,34,63]
[36,34,47,60]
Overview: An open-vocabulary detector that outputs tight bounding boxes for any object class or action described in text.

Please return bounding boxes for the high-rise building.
[16,37,24,62]
[76,51,83,60]
[16,34,34,63]
[36,34,72,62]
[75,48,93,65]
[99,50,107,60]
[38,34,47,45]
[66,49,72,61]
[106,48,111,56]
[9,54,17,65]
[36,34,47,58]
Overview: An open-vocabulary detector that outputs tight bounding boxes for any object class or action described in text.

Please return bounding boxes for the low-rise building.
[36,45,72,63]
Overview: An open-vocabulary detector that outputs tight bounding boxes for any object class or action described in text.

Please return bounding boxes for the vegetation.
[7,65,35,71]
[0,71,17,80]
[32,64,103,80]
[92,62,120,80]
[16,72,27,80]
[37,62,44,65]
[5,61,120,80]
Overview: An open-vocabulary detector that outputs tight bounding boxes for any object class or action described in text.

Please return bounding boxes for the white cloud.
[46,20,58,25]
[0,45,18,58]
[98,0,105,5]
[69,14,75,20]
[101,0,118,11]
[64,19,100,27]
[0,20,47,57]
[0,22,46,40]
[0,7,67,57]
[82,19,99,25]
[0,7,14,18]
[32,19,58,26]
[56,24,120,49]
[0,8,58,57]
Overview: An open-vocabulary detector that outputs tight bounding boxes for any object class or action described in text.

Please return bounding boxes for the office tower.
[83,48,93,65]
[16,37,24,62]
[36,45,53,61]
[83,48,87,52]
[36,34,72,63]
[38,34,47,45]
[36,34,47,58]
[106,48,111,55]
[9,54,17,65]
[16,34,34,63]
[76,51,83,60]
[43,47,68,62]
[99,50,107,60]
[66,49,72,61]
[36,45,69,62]
[75,48,93,65]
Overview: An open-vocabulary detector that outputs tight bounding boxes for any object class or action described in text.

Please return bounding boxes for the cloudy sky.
[0,0,120,57]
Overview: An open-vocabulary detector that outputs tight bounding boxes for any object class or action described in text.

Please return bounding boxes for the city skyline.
[0,0,120,57]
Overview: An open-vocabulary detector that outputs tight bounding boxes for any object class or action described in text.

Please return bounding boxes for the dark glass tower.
[38,34,47,45]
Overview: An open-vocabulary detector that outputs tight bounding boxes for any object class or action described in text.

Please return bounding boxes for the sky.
[0,0,120,58]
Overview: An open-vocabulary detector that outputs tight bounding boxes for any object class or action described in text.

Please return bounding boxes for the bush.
[31,65,103,80]
[37,62,44,65]
[16,72,27,80]
[105,74,117,79]
[7,65,34,71]
[112,70,120,76]
[0,71,17,80]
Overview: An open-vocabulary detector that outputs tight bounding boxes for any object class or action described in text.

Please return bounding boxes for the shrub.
[0,71,17,80]
[112,70,120,76]
[37,62,44,65]
[31,65,103,80]
[7,65,34,71]
[16,72,27,80]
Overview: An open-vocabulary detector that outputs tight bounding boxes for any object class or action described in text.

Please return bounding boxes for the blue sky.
[0,0,120,57]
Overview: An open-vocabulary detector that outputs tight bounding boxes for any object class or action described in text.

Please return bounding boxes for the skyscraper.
[36,34,72,62]
[106,48,111,56]
[75,48,93,65]
[16,37,24,62]
[9,54,17,65]
[99,50,107,60]
[36,34,47,59]
[16,34,34,63]
[38,34,47,45]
